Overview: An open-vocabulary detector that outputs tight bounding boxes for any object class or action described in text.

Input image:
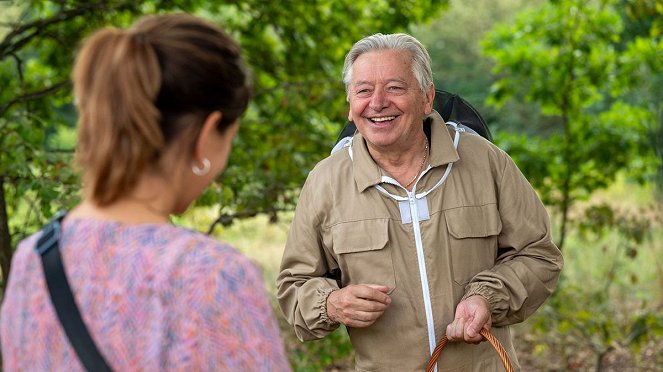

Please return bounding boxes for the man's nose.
[369,87,387,111]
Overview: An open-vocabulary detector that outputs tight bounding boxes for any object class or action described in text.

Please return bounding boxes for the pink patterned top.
[0,217,291,371]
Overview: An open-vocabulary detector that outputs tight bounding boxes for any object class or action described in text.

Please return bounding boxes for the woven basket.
[426,328,515,372]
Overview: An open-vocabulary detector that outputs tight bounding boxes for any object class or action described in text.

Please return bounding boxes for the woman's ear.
[194,111,223,161]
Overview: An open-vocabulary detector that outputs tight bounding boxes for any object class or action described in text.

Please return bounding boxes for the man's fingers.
[467,309,490,338]
[446,317,486,343]
[353,284,392,305]
[327,285,392,327]
[466,322,479,338]
[341,295,390,314]
[365,284,391,293]
[467,318,489,339]
[446,318,463,341]
[445,295,491,343]
[456,318,466,340]
[341,285,391,306]
[336,306,386,328]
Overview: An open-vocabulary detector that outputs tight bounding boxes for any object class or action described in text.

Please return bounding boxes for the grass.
[516,178,663,371]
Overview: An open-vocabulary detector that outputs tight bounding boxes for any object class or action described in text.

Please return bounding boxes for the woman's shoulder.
[13,217,261,289]
[155,225,266,307]
[60,217,260,282]
[148,223,262,286]
[7,232,43,282]
[61,217,234,249]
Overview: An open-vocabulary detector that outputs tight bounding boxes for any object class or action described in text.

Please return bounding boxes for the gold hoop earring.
[192,158,211,176]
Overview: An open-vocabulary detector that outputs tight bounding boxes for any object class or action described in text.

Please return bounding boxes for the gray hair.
[342,33,433,99]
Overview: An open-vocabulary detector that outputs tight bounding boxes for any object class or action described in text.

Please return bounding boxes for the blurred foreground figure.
[1,13,290,372]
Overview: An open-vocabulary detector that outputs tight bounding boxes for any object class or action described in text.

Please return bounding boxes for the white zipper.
[408,189,437,357]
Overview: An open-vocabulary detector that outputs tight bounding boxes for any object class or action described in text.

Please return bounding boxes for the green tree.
[482,0,661,249]
[0,0,448,289]
[412,0,553,137]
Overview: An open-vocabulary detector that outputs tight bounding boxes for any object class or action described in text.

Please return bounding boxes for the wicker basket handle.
[426,328,515,372]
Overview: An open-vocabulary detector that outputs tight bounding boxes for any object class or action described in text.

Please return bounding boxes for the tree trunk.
[0,175,12,292]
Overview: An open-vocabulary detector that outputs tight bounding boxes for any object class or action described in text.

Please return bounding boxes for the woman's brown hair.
[73,13,251,206]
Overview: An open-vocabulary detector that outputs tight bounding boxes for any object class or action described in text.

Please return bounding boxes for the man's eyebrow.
[385,78,408,84]
[353,78,408,86]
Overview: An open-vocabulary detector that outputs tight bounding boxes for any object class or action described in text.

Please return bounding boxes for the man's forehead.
[353,49,411,67]
[351,50,413,84]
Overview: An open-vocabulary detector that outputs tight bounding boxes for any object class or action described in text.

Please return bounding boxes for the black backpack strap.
[438,91,456,122]
[35,211,113,372]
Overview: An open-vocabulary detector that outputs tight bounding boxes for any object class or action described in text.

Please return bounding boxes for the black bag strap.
[35,211,113,372]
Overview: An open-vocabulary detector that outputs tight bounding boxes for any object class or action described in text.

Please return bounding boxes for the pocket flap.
[332,219,389,254]
[445,204,502,239]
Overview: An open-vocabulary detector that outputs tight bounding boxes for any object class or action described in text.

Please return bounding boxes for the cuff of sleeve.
[317,287,340,326]
[462,282,507,316]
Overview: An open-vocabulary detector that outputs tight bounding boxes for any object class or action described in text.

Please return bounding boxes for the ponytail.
[73,28,163,206]
[72,14,252,206]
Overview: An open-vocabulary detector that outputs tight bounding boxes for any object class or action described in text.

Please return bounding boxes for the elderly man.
[277,33,563,371]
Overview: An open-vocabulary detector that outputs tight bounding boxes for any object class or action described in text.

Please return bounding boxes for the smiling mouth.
[369,116,397,123]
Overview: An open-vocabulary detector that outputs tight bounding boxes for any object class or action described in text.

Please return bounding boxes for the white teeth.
[371,116,396,122]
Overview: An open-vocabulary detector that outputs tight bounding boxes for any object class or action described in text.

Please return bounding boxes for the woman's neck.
[69,199,171,224]
[69,173,176,224]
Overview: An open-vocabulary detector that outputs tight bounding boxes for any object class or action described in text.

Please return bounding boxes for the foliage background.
[0,0,448,280]
[1,0,662,370]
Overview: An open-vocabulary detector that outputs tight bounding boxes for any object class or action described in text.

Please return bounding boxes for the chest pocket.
[331,219,396,294]
[445,204,502,285]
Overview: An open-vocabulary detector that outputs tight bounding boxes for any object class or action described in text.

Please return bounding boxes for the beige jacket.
[277,111,563,371]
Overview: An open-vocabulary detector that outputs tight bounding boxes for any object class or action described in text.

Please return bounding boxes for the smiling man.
[277,33,563,371]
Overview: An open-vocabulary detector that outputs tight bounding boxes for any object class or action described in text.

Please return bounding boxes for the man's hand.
[326,284,391,327]
[446,295,491,343]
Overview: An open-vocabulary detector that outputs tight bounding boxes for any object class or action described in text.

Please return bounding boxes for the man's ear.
[424,84,435,115]
[194,111,222,161]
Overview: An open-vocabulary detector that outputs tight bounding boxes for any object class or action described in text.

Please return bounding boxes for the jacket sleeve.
[462,150,563,326]
[276,171,341,341]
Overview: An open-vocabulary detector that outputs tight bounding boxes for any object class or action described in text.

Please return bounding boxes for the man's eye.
[356,89,372,96]
[386,85,408,96]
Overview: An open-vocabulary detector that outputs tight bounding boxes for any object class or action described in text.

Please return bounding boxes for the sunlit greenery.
[1,0,661,369]
[0,0,449,281]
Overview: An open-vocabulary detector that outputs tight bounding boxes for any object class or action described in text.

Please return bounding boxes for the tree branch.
[206,207,291,235]
[10,53,23,83]
[0,0,135,59]
[0,80,70,117]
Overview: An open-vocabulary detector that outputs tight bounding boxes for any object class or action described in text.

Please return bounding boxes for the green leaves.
[482,0,661,248]
[0,0,449,282]
[196,0,449,222]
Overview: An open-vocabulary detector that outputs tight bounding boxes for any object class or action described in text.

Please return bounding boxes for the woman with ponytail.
[1,13,290,371]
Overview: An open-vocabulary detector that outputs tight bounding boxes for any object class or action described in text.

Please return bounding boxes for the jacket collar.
[351,110,459,192]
